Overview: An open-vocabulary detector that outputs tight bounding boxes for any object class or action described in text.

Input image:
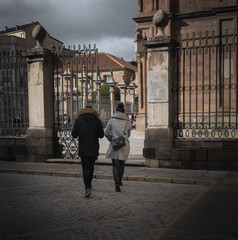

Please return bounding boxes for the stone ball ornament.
[32,24,47,48]
[153,9,169,37]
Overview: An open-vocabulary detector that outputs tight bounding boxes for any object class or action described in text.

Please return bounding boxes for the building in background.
[134,0,237,132]
[53,51,138,125]
[0,21,63,53]
[98,52,137,87]
[134,0,238,169]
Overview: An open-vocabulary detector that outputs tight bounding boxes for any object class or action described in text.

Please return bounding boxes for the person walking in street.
[104,103,131,192]
[72,106,104,198]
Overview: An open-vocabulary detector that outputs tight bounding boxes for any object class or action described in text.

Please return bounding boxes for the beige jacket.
[104,111,131,161]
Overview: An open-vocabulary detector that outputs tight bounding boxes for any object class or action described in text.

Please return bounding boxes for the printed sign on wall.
[148,70,168,102]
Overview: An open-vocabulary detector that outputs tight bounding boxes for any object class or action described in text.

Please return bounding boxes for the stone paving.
[0,127,237,239]
[0,162,237,239]
[0,173,204,240]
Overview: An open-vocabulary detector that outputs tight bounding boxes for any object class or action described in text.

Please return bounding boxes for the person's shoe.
[84,188,91,198]
[115,185,121,192]
[89,185,93,190]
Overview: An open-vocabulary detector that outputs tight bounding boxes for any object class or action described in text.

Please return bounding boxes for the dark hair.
[85,105,93,109]
[116,102,125,113]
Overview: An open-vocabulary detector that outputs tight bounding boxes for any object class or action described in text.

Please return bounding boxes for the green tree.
[93,84,120,101]
[101,84,110,100]
[114,85,120,101]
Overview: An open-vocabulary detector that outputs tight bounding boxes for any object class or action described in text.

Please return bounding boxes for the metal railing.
[53,45,99,158]
[52,45,135,158]
[172,29,238,139]
[0,51,28,136]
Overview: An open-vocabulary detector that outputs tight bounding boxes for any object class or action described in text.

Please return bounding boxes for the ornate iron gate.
[172,29,238,139]
[53,44,99,158]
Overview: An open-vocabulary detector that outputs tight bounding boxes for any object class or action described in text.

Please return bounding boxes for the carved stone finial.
[32,24,47,48]
[153,9,169,37]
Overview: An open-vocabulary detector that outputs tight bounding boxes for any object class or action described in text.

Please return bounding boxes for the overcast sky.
[0,0,138,61]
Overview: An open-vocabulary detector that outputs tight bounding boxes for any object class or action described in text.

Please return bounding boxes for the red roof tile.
[98,52,137,71]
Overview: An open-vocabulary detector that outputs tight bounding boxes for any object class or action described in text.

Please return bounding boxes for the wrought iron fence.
[172,29,238,139]
[53,45,135,158]
[53,44,99,158]
[0,51,28,136]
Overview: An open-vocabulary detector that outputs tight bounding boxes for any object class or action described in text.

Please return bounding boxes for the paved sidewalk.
[1,128,237,239]
[0,161,227,186]
[0,161,238,239]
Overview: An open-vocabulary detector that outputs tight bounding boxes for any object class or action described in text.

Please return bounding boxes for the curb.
[46,159,145,167]
[0,169,215,186]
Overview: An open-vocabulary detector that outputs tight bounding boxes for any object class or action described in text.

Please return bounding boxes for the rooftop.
[0,22,37,34]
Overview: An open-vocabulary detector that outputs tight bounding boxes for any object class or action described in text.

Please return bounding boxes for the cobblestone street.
[0,173,204,240]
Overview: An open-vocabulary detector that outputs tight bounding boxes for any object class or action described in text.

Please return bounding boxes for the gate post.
[25,47,54,162]
[143,10,178,167]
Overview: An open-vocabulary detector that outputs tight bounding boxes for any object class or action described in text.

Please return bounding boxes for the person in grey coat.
[104,103,131,192]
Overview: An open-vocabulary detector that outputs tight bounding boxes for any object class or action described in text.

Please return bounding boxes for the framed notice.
[148,70,168,103]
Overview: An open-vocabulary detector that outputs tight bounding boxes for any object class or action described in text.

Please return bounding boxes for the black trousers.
[81,156,96,189]
[112,159,125,185]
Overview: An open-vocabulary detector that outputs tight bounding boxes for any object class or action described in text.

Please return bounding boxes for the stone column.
[143,10,178,167]
[25,47,54,162]
[128,79,136,113]
[118,76,127,107]
[108,83,116,116]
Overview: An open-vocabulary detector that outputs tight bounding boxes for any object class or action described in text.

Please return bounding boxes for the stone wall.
[0,137,27,162]
[144,140,238,170]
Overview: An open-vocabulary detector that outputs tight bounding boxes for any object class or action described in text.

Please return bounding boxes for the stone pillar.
[128,79,136,113]
[143,10,178,168]
[118,76,127,107]
[108,84,115,115]
[25,47,54,162]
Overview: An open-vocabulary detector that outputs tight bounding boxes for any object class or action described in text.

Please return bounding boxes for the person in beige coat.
[104,103,131,192]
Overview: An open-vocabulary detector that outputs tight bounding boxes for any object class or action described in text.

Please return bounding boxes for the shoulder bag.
[111,118,127,151]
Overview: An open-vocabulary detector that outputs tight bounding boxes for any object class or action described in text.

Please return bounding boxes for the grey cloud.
[0,0,54,27]
[0,0,138,60]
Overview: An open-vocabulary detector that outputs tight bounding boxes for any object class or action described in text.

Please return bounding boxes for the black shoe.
[115,185,121,192]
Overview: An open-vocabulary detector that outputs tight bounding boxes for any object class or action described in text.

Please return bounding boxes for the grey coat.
[104,111,131,161]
